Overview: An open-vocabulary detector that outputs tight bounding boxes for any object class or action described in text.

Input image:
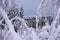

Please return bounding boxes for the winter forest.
[0,0,60,40]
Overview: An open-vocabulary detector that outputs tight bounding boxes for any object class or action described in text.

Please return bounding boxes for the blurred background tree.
[19,6,24,18]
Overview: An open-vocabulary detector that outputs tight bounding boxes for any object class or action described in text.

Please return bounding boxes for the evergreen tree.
[19,6,24,18]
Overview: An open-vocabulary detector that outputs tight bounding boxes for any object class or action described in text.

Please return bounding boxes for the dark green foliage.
[8,7,19,20]
[38,16,53,29]
[19,7,24,18]
[2,19,5,24]
[0,25,4,29]
[47,16,53,25]
[38,19,46,28]
[14,27,17,33]
[0,16,3,20]
[11,19,21,32]
[25,17,36,29]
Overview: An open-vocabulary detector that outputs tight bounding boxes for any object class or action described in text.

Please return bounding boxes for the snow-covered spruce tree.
[0,7,22,40]
[6,4,35,40]
[18,6,24,18]
[0,0,25,40]
[7,6,19,20]
[5,6,20,32]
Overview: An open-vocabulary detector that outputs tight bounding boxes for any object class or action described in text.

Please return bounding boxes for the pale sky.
[15,0,54,18]
[15,0,41,18]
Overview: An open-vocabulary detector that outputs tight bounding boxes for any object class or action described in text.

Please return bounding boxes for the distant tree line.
[25,16,53,29]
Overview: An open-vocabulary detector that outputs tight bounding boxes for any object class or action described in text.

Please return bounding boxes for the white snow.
[0,0,60,40]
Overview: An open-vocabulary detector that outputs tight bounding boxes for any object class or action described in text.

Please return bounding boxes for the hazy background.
[15,0,41,18]
[15,0,54,18]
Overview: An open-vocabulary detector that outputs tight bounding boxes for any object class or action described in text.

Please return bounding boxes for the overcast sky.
[15,0,54,18]
[15,0,41,18]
